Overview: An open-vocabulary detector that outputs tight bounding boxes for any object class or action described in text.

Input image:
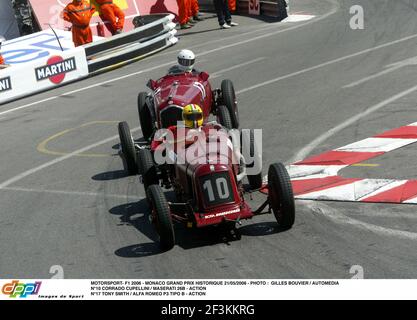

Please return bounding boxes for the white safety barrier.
[0,46,88,105]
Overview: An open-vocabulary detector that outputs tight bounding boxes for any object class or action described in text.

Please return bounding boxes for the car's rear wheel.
[241,129,263,189]
[217,105,233,130]
[221,79,239,129]
[268,163,295,228]
[118,121,137,175]
[138,149,158,188]
[147,184,175,250]
[137,92,155,141]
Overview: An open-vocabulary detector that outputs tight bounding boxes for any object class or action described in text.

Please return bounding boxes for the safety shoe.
[220,23,231,29]
[188,18,198,24]
[180,23,192,29]
[193,15,204,21]
[227,21,239,26]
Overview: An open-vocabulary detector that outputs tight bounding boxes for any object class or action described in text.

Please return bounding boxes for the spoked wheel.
[217,105,233,130]
[277,0,289,21]
[137,92,155,141]
[241,129,263,189]
[138,148,158,188]
[147,185,175,250]
[221,79,239,129]
[118,121,137,175]
[268,163,295,228]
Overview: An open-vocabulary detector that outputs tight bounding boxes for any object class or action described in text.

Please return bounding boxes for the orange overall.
[61,0,95,47]
[177,0,190,25]
[228,0,236,12]
[95,0,125,35]
[0,55,4,65]
[189,0,199,18]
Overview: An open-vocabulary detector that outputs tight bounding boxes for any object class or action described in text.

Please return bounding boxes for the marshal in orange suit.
[95,0,125,35]
[61,0,96,47]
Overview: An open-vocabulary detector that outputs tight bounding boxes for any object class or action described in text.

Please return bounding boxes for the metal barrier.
[85,13,178,74]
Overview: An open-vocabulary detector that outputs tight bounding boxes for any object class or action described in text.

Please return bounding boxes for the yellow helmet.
[182,104,203,128]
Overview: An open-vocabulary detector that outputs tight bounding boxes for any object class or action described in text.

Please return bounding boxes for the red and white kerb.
[288,122,417,204]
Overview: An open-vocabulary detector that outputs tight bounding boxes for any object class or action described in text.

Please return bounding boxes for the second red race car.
[137,49,239,143]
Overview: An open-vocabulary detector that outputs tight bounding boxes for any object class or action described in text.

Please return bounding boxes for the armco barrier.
[0,14,177,105]
[86,14,177,74]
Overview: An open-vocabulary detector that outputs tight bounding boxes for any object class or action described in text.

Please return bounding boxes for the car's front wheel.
[221,79,239,129]
[118,121,137,175]
[137,92,155,141]
[268,163,295,228]
[147,184,175,250]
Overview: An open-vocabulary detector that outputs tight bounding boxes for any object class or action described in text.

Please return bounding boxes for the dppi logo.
[35,56,77,84]
[2,280,42,298]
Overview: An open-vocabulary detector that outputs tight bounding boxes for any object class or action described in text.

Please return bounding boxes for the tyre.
[118,121,137,175]
[241,129,263,189]
[138,148,158,188]
[277,0,288,21]
[217,105,233,130]
[147,184,175,250]
[137,92,155,141]
[221,79,239,129]
[268,163,295,228]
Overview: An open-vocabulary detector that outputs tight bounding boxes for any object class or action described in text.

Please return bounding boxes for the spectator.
[61,0,95,47]
[95,0,125,35]
[188,0,204,24]
[0,36,9,69]
[213,0,238,29]
[177,0,191,29]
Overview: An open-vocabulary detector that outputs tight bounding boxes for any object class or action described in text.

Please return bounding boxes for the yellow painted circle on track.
[37,121,120,158]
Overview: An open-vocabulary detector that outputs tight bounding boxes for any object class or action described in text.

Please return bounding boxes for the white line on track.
[0,127,140,189]
[303,200,417,241]
[288,83,417,164]
[0,0,339,116]
[0,186,141,200]
[236,33,417,94]
[210,57,266,78]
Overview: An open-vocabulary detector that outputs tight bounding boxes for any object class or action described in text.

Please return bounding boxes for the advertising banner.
[0,44,88,104]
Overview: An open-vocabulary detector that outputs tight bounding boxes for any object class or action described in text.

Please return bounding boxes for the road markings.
[288,122,417,204]
[0,127,141,189]
[343,55,417,88]
[37,121,118,157]
[290,83,417,164]
[237,33,417,95]
[303,200,417,241]
[210,57,266,78]
[0,186,141,200]
[351,163,380,167]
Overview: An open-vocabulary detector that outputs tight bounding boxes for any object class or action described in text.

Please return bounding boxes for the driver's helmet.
[177,49,195,72]
[182,104,203,129]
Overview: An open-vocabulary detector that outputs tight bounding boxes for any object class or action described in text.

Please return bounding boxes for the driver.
[151,103,204,151]
[168,49,200,75]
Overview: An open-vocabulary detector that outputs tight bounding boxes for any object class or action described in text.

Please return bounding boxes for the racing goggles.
[183,111,203,121]
[178,58,195,67]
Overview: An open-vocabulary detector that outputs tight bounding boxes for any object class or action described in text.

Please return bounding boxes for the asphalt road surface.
[1,0,417,278]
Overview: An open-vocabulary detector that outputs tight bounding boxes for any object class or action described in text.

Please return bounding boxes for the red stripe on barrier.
[294,150,384,166]
[361,180,417,203]
[374,126,417,139]
[292,176,361,196]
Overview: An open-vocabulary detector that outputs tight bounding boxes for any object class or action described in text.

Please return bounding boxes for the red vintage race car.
[137,68,239,142]
[117,120,295,250]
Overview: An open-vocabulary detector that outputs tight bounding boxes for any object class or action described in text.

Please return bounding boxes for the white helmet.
[177,49,195,72]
